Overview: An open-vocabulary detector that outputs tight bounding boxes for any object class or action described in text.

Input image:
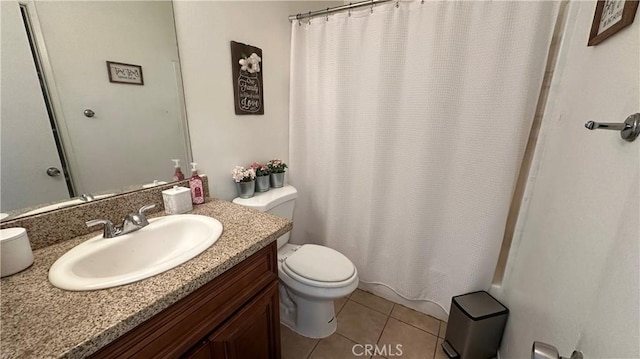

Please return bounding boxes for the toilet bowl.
[233,185,359,338]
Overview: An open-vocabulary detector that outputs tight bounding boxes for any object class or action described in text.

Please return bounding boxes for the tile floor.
[280,289,449,359]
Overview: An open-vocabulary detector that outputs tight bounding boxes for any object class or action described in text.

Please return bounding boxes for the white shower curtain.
[289,1,558,313]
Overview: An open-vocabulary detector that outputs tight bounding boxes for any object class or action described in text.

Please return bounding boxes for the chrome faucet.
[122,204,155,234]
[86,204,156,238]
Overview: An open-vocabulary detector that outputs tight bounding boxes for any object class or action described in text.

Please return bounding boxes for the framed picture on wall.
[106,61,144,85]
[588,0,639,46]
[230,41,264,115]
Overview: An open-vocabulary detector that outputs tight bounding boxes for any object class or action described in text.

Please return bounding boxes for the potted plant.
[232,166,256,198]
[250,162,270,193]
[267,159,287,188]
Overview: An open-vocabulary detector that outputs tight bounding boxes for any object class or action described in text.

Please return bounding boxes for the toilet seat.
[282,244,356,288]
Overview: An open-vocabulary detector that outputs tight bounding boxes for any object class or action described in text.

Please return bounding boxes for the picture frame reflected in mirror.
[106,61,144,85]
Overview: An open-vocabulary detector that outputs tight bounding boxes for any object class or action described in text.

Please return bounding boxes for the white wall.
[0,1,70,211]
[173,0,341,200]
[493,2,639,358]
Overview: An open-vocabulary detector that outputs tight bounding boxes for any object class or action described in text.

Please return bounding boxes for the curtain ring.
[396,1,399,8]
[308,11,312,25]
[297,14,302,26]
[348,3,352,17]
[326,8,329,21]
[421,0,424,4]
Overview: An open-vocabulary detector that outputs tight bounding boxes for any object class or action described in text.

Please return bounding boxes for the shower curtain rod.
[288,0,395,22]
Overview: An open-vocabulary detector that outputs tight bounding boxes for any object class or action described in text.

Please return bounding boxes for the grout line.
[437,321,446,339]
[337,332,358,344]
[349,297,395,316]
[336,298,348,315]
[375,304,393,345]
[306,338,321,359]
[390,316,441,338]
[308,333,359,358]
[431,331,439,359]
[307,299,359,358]
[345,298,384,316]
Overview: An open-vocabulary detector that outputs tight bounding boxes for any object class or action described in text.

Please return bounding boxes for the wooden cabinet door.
[210,281,280,359]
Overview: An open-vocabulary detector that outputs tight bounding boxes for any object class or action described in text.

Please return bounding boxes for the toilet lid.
[283,244,355,283]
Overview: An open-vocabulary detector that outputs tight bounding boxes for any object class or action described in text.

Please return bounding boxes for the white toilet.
[233,185,358,338]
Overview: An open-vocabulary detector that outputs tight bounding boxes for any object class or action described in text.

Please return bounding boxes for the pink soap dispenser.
[189,162,205,205]
[172,159,185,181]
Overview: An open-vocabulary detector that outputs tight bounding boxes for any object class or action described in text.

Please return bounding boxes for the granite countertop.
[0,199,292,359]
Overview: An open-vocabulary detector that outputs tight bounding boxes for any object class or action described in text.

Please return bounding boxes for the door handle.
[46,167,61,177]
[83,109,95,118]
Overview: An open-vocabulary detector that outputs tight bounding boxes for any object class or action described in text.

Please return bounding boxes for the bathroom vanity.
[0,198,291,358]
[92,243,280,359]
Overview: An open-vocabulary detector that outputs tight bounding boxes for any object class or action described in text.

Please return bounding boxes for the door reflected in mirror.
[1,0,191,218]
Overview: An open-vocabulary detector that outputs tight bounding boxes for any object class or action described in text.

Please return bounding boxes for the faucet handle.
[86,219,119,238]
[138,204,156,216]
[133,204,156,226]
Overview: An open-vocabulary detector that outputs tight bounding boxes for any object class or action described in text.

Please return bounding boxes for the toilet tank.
[232,185,297,248]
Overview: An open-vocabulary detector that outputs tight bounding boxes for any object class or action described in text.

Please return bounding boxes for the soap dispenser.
[172,159,185,181]
[189,162,205,204]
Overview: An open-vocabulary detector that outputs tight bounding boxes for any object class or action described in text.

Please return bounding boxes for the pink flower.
[267,159,287,173]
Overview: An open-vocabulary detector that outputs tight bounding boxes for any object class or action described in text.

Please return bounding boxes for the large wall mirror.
[1,1,191,219]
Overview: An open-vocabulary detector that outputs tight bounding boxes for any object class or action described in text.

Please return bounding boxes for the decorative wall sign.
[106,61,144,85]
[588,0,639,46]
[230,41,264,115]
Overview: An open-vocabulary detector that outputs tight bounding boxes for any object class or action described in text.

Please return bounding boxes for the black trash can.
[441,291,509,359]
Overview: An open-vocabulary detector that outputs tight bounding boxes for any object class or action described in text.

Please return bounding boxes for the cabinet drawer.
[91,242,278,359]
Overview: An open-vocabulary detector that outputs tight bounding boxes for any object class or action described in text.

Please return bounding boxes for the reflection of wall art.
[106,61,144,85]
[230,41,264,115]
[588,0,639,46]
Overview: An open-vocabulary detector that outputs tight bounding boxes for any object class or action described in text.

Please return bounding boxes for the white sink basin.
[49,214,223,291]
[15,194,115,218]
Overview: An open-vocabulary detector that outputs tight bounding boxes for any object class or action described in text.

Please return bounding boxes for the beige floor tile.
[435,338,447,359]
[390,305,440,336]
[335,296,348,315]
[438,321,447,338]
[378,318,437,359]
[350,289,394,315]
[309,333,359,359]
[280,324,319,359]
[337,301,388,344]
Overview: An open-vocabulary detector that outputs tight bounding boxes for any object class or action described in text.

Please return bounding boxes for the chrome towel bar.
[585,113,640,142]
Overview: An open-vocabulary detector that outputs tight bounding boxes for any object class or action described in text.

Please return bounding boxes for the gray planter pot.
[256,175,270,192]
[270,172,285,188]
[235,180,255,198]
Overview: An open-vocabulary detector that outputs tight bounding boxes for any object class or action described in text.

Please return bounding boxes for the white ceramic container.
[1,228,34,277]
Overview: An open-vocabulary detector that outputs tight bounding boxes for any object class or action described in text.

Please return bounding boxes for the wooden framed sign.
[588,0,639,46]
[230,41,264,115]
[106,61,144,85]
